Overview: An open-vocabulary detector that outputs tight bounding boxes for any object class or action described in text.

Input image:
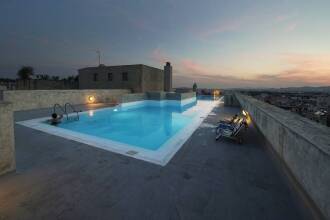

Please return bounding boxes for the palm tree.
[192,82,197,92]
[17,66,34,80]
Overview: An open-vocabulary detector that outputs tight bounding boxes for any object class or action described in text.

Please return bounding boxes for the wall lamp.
[88,95,95,103]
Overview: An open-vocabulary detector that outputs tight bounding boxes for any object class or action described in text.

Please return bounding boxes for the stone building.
[78,63,172,93]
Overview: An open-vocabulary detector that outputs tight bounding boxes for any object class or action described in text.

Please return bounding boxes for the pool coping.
[16,99,219,166]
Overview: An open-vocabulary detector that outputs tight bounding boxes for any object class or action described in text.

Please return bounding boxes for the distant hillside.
[227,86,330,94]
[278,86,330,93]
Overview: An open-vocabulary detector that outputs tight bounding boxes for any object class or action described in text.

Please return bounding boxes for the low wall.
[3,89,130,111]
[169,92,196,100]
[0,102,15,175]
[121,93,147,103]
[235,94,330,219]
[223,91,240,107]
[145,91,196,101]
[121,92,196,102]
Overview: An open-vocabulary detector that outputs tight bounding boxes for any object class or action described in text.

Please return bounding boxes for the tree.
[36,74,50,80]
[51,76,60,81]
[17,66,34,80]
[192,82,197,92]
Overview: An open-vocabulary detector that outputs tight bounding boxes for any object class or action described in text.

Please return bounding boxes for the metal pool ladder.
[53,103,80,121]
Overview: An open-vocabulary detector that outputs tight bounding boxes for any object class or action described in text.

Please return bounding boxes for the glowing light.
[88,95,95,103]
[114,108,118,112]
[88,110,94,117]
[213,90,220,97]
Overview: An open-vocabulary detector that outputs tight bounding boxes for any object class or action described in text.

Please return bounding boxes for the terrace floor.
[0,102,315,220]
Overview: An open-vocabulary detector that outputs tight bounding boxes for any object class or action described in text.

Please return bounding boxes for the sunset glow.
[1,0,330,88]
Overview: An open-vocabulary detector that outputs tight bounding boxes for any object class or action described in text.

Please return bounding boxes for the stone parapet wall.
[121,93,147,103]
[122,92,196,102]
[235,93,330,220]
[0,102,15,175]
[223,91,240,107]
[3,89,130,111]
[175,92,196,100]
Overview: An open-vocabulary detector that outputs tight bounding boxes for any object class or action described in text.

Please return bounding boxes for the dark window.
[93,73,98,81]
[122,72,128,81]
[108,73,113,81]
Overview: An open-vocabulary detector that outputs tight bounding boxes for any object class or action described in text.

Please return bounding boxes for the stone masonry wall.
[0,102,15,175]
[3,89,130,111]
[235,94,330,220]
[121,92,196,103]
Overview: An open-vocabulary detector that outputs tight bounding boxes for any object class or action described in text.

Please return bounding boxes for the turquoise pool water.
[56,103,197,150]
[197,95,220,101]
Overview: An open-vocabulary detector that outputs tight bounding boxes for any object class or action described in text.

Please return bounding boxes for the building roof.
[78,64,163,72]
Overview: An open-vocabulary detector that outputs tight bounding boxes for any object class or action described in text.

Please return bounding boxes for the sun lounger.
[215,117,247,143]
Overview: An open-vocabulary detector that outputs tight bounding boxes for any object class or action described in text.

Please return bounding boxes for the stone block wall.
[3,89,130,111]
[120,92,196,104]
[0,102,15,175]
[224,91,240,107]
[235,94,330,220]
[121,93,147,103]
[146,91,167,100]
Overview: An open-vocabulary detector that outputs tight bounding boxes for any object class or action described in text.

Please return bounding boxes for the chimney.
[164,62,172,92]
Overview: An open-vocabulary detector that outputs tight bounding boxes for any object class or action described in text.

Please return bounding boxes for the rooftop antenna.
[96,49,101,66]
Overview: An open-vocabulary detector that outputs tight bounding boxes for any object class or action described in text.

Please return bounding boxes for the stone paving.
[0,102,315,220]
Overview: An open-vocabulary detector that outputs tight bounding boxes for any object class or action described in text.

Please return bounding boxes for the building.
[78,63,173,93]
[0,79,16,90]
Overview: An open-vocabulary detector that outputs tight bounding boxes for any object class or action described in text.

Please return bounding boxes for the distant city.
[241,89,330,127]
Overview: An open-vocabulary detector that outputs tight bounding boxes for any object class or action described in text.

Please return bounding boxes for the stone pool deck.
[0,102,315,220]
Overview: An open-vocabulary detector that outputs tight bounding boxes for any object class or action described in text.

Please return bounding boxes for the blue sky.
[1,0,330,88]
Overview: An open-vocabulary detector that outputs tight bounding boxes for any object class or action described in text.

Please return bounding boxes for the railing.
[64,103,79,121]
[53,103,79,121]
[53,103,66,116]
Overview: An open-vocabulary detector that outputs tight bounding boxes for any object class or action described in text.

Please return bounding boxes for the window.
[122,72,128,81]
[93,73,98,81]
[108,73,113,81]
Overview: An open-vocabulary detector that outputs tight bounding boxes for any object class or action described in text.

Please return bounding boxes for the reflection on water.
[57,104,197,150]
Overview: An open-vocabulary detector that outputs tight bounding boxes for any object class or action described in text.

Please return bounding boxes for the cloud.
[180,59,209,75]
[192,18,243,39]
[177,54,330,88]
[255,53,330,86]
[274,13,298,32]
[150,48,171,64]
[275,14,291,23]
[150,48,330,88]
[284,22,297,32]
[202,20,241,37]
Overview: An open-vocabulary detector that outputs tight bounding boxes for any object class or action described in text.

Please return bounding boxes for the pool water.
[57,104,197,150]
[197,95,220,101]
[19,98,219,165]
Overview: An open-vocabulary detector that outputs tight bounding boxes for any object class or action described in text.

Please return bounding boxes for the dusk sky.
[1,0,330,88]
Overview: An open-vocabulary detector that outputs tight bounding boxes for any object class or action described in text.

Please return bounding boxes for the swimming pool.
[17,98,219,165]
[58,104,195,150]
